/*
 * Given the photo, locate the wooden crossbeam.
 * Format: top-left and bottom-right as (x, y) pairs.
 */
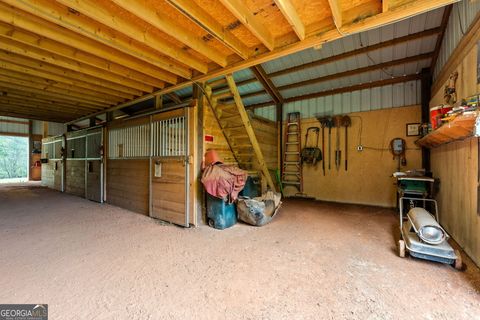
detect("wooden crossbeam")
(0, 97), (87, 115)
(111, 0), (227, 67)
(0, 37), (153, 93)
(277, 53), (433, 92)
(0, 95), (95, 113)
(250, 65), (284, 104)
(0, 0), (191, 79)
(0, 68), (126, 103)
(327, 0), (343, 29)
(165, 0), (251, 59)
(0, 24), (168, 89)
(0, 51), (143, 97)
(274, 0), (305, 40)
(0, 84), (106, 109)
(54, 0), (208, 73)
(383, 0), (389, 13)
(0, 59), (134, 100)
(218, 0), (275, 50)
(0, 91), (99, 112)
(0, 110), (69, 122)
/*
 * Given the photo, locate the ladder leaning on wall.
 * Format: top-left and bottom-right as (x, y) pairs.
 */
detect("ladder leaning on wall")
(204, 74), (275, 191)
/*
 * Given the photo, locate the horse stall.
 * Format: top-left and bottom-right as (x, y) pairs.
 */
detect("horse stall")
(106, 106), (197, 226)
(64, 127), (104, 202)
(41, 135), (64, 192)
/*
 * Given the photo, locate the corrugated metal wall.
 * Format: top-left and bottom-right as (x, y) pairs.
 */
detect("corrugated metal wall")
(0, 116), (29, 134)
(254, 79), (421, 121)
(433, 0), (480, 80)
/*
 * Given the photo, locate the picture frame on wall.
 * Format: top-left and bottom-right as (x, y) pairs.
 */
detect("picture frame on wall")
(406, 123), (421, 137)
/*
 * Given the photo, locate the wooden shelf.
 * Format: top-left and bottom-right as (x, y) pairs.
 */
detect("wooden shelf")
(416, 112), (479, 148)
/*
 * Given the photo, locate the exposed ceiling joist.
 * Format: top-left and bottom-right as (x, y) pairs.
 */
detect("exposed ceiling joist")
(0, 0), (191, 79)
(274, 0), (305, 40)
(218, 0), (275, 51)
(383, 0), (389, 13)
(250, 65), (284, 104)
(327, 0), (343, 29)
(165, 0), (251, 59)
(54, 0), (208, 73)
(110, 0), (228, 67)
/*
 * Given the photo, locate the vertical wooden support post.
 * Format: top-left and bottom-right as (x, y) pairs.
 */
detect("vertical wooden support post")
(42, 121), (48, 138)
(421, 68), (431, 172)
(106, 112), (114, 123)
(193, 83), (205, 224)
(28, 120), (32, 181)
(155, 95), (163, 109)
(89, 117), (96, 127)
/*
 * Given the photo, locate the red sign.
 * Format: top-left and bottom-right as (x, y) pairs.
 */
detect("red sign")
(204, 135), (214, 142)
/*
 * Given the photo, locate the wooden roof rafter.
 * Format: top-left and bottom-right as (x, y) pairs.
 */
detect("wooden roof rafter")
(250, 65), (284, 104)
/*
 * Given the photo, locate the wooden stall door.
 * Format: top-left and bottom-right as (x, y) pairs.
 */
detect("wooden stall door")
(86, 130), (103, 202)
(86, 160), (102, 202)
(151, 157), (187, 226)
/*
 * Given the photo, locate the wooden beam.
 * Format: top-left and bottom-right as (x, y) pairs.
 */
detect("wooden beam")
(155, 95), (162, 110)
(383, 0), (389, 13)
(0, 0), (191, 79)
(68, 0), (457, 123)
(111, 0), (227, 67)
(273, 0), (305, 40)
(0, 96), (94, 113)
(0, 68), (126, 103)
(0, 37), (153, 93)
(165, 0), (251, 59)
(269, 27), (441, 78)
(278, 53), (433, 92)
(0, 118), (29, 125)
(0, 51), (143, 97)
(54, 0), (208, 73)
(0, 83), (106, 109)
(430, 5), (453, 71)
(327, 0), (343, 29)
(0, 75), (118, 106)
(250, 65), (284, 104)
(218, 0), (275, 50)
(0, 110), (67, 123)
(341, 0), (458, 35)
(0, 98), (87, 115)
(0, 105), (72, 121)
(0, 19), (168, 88)
(284, 74), (421, 103)
(0, 59), (134, 100)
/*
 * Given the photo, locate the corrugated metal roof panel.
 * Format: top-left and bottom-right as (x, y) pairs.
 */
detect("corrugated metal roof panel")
(253, 105), (276, 121)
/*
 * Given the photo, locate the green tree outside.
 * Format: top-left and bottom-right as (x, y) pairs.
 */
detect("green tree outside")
(0, 136), (28, 179)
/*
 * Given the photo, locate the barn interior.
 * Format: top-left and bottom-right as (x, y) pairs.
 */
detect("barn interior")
(0, 0), (479, 318)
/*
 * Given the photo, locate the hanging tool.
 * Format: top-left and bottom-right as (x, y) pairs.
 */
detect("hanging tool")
(333, 116), (342, 171)
(301, 127), (322, 165)
(318, 118), (328, 176)
(327, 117), (333, 170)
(341, 115), (351, 171)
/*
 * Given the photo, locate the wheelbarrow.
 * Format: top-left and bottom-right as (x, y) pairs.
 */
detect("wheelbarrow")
(301, 127), (322, 165)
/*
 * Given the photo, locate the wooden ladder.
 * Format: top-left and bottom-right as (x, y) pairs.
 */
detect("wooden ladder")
(205, 74), (275, 191)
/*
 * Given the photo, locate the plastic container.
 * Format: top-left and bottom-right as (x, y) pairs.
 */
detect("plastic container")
(239, 176), (261, 198)
(206, 193), (237, 230)
(399, 180), (428, 193)
(430, 105), (452, 130)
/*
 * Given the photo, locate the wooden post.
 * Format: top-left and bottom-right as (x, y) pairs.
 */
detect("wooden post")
(42, 121), (48, 138)
(28, 120), (32, 181)
(155, 95), (163, 109)
(421, 68), (431, 172)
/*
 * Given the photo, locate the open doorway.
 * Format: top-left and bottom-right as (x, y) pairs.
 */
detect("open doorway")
(0, 135), (29, 183)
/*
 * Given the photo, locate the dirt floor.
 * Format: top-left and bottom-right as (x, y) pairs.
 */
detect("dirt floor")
(0, 184), (479, 320)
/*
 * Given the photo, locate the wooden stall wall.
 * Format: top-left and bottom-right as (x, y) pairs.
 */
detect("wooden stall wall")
(41, 136), (64, 192)
(107, 159), (150, 215)
(65, 160), (85, 197)
(430, 21), (480, 266)
(283, 105), (423, 207)
(203, 104), (237, 164)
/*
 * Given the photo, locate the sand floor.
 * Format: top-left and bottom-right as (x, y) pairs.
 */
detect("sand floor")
(0, 184), (479, 319)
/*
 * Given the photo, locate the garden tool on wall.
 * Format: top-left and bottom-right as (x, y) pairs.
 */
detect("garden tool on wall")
(333, 116), (342, 171)
(341, 115), (351, 171)
(327, 117), (333, 170)
(318, 118), (329, 176)
(301, 127), (322, 165)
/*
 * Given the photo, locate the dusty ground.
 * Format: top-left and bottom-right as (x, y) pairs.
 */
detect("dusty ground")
(0, 184), (479, 320)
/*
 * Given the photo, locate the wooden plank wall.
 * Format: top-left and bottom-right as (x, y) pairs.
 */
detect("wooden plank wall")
(65, 160), (85, 197)
(86, 160), (102, 202)
(430, 36), (480, 267)
(203, 104), (237, 164)
(107, 159), (150, 215)
(41, 162), (55, 189)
